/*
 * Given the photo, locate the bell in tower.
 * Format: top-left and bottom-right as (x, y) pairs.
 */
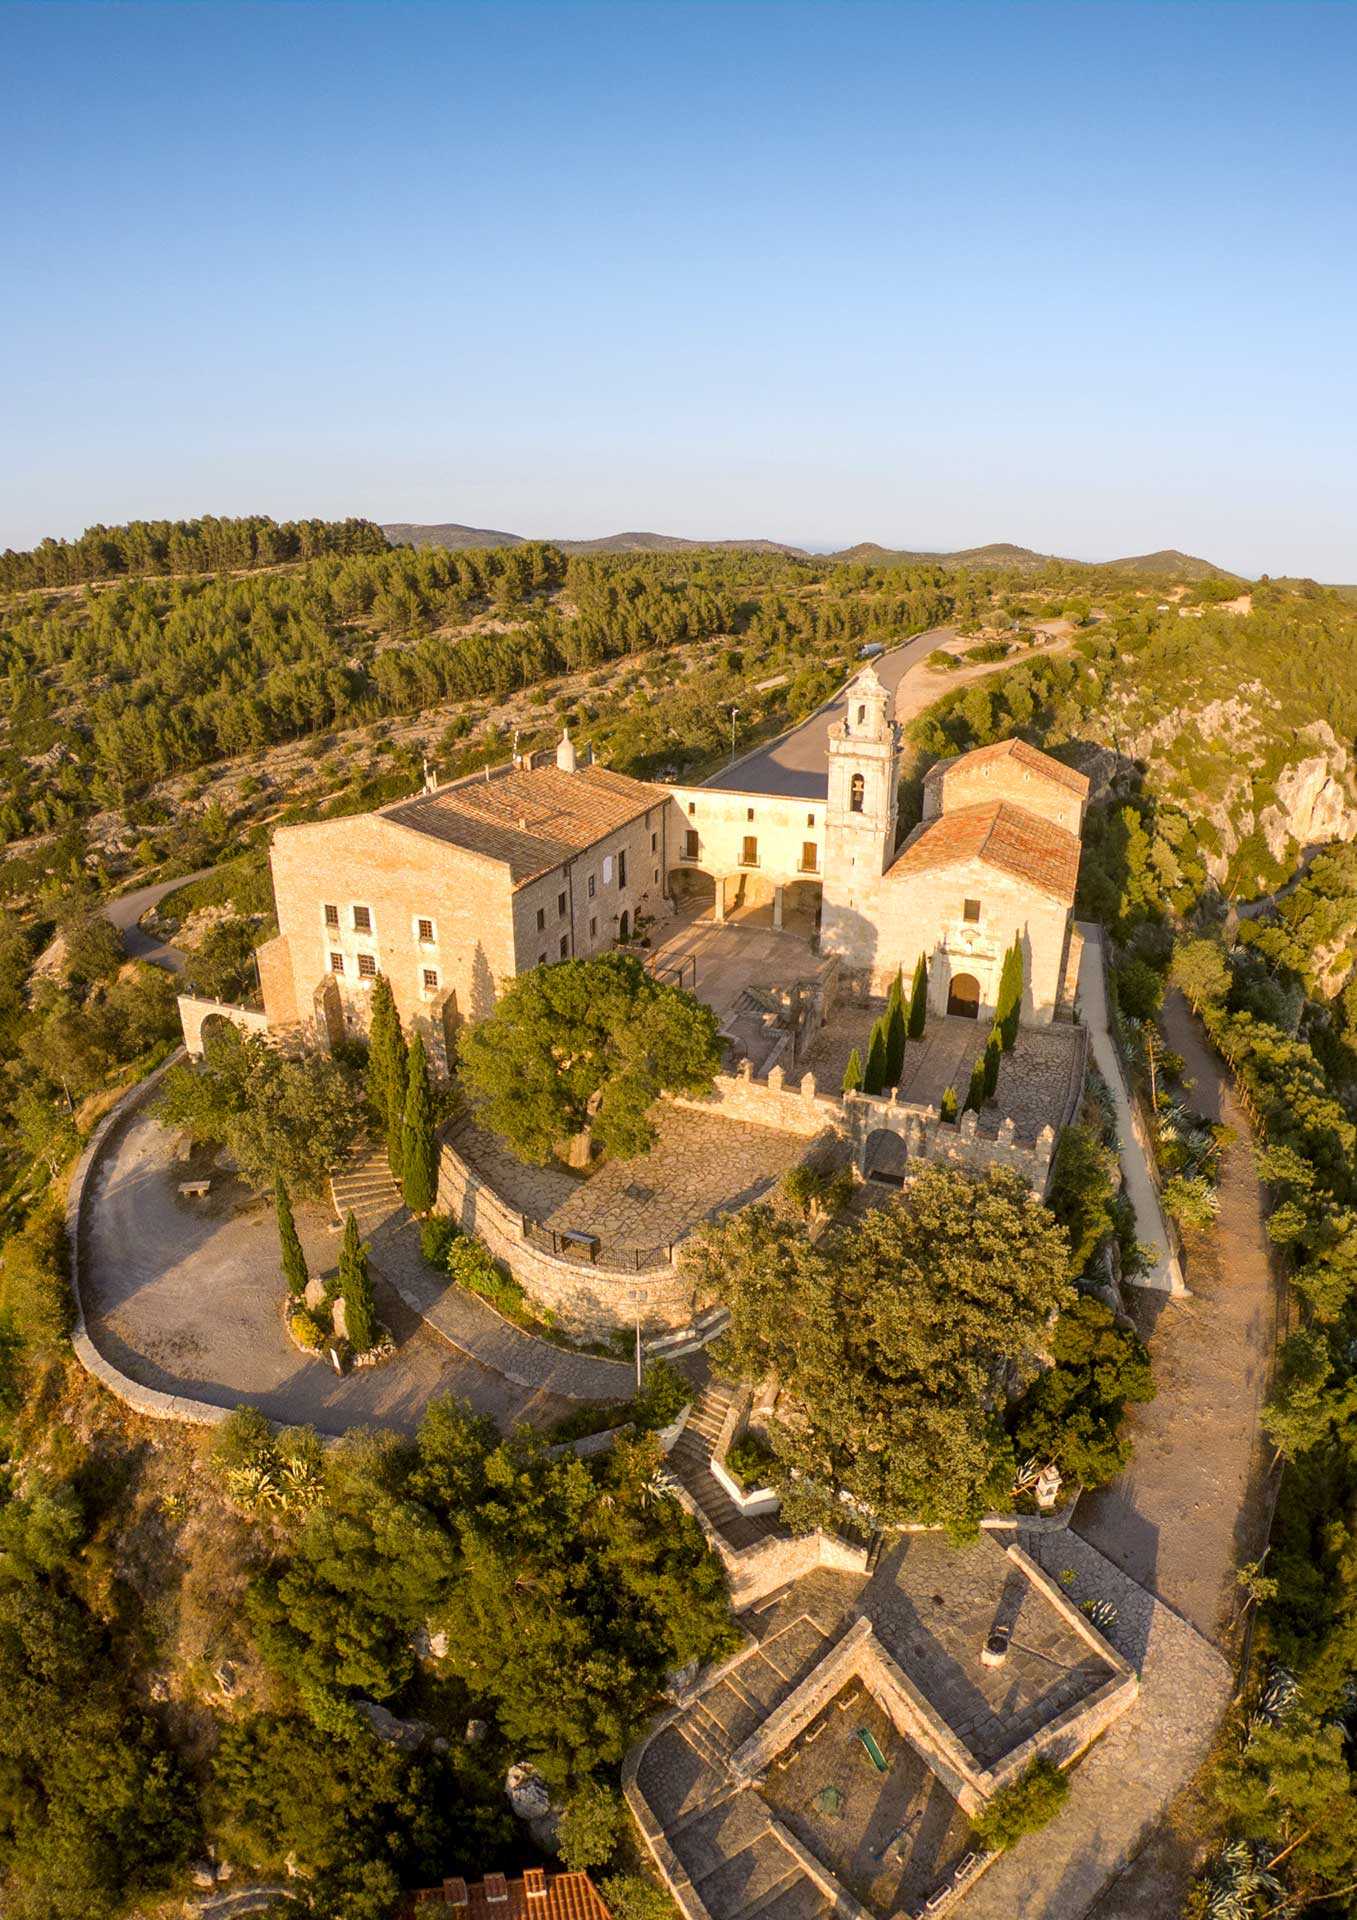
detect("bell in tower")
(819, 663), (901, 968)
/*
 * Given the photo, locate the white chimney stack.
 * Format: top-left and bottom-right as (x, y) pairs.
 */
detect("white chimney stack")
(556, 727), (578, 773)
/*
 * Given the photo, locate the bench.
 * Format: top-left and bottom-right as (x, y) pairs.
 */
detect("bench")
(559, 1229), (599, 1263)
(178, 1180), (211, 1199)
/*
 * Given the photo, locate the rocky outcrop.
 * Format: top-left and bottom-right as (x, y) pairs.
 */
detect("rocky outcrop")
(1259, 738), (1357, 862)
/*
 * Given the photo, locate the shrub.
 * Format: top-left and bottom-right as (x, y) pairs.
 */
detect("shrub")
(634, 1359), (690, 1432)
(969, 1756), (1069, 1850)
(558, 1780), (626, 1870)
(0, 1206), (71, 1350)
(447, 1237), (526, 1318)
(420, 1214), (459, 1268)
(289, 1309), (326, 1352)
(725, 1431), (776, 1491)
(940, 1085), (959, 1124)
(599, 1873), (677, 1920)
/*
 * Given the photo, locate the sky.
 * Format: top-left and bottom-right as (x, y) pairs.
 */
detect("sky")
(3, 0), (1355, 577)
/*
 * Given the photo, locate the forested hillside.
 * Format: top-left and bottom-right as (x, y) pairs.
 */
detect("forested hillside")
(0, 513), (388, 592)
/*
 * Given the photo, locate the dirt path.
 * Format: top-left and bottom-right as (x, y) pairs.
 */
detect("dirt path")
(1076, 988), (1282, 1917)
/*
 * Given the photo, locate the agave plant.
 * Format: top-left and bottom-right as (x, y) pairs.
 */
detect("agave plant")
(1200, 1839), (1283, 1919)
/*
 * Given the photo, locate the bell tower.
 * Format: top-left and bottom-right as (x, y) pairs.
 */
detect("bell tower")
(825, 664), (899, 875)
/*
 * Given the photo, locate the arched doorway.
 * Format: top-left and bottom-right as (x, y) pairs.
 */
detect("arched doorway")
(863, 1128), (909, 1187)
(669, 867), (717, 918)
(619, 909), (630, 942)
(947, 972), (981, 1019)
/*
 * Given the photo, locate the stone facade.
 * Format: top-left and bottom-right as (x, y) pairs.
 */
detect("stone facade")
(666, 786), (825, 925)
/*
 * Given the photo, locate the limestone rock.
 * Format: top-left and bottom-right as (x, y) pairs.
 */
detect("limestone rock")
(302, 1275), (327, 1313)
(330, 1295), (348, 1342)
(506, 1761), (552, 1822)
(1260, 754), (1357, 862)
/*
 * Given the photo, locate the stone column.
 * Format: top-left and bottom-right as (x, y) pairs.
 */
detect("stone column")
(772, 885), (784, 930)
(713, 877), (726, 923)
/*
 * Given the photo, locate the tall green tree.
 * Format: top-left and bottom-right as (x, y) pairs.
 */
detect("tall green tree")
(863, 1017), (888, 1096)
(366, 974), (407, 1181)
(276, 1176), (309, 1298)
(964, 1054), (987, 1113)
(458, 953), (721, 1165)
(338, 1212), (377, 1353)
(995, 937), (1024, 1051)
(401, 1032), (438, 1215)
(884, 970), (907, 1084)
(982, 1025), (1003, 1099)
(842, 1047), (863, 1095)
(908, 955), (928, 1039)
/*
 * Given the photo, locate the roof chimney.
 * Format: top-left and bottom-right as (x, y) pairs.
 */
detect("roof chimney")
(556, 727), (578, 774)
(485, 1876), (509, 1906)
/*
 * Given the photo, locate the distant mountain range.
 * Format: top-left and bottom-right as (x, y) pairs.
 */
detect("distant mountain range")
(382, 522), (1234, 579)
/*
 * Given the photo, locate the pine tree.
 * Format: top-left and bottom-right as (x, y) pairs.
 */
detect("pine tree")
(885, 994), (907, 1086)
(842, 1047), (863, 1095)
(996, 937), (1025, 1051)
(401, 1030), (438, 1214)
(366, 973), (407, 1180)
(275, 1176), (309, 1297)
(982, 1025), (1003, 1099)
(964, 1056), (987, 1113)
(338, 1209), (376, 1352)
(864, 1018), (888, 1096)
(908, 955), (928, 1040)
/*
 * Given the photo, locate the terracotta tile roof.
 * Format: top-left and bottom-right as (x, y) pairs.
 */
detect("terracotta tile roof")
(383, 764), (659, 887)
(889, 800), (1081, 903)
(925, 738), (1090, 797)
(404, 1869), (613, 1920)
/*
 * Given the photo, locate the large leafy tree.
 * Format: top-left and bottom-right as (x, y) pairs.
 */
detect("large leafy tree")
(688, 1165), (1073, 1532)
(1010, 1295), (1154, 1486)
(457, 953), (721, 1164)
(158, 1025), (359, 1198)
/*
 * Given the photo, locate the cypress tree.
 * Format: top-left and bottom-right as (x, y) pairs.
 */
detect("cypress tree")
(996, 938), (1024, 1052)
(940, 1084), (959, 1124)
(863, 1018), (888, 1096)
(908, 955), (928, 1039)
(275, 1176), (309, 1297)
(366, 973), (407, 1180)
(982, 1025), (1003, 1099)
(842, 1047), (863, 1095)
(964, 1056), (987, 1113)
(339, 1209), (376, 1352)
(401, 1031), (438, 1214)
(885, 994), (907, 1087)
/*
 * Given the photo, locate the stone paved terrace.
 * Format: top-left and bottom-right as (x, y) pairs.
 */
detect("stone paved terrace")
(454, 1104), (812, 1256)
(802, 1006), (1084, 1147)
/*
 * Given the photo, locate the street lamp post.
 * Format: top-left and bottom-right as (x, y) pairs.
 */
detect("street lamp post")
(729, 708), (740, 765)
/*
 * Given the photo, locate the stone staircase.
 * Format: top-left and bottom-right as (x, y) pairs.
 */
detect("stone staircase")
(330, 1146), (402, 1234)
(666, 1381), (782, 1554)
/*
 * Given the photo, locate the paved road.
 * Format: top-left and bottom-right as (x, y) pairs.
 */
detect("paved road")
(104, 867), (219, 971)
(703, 627), (956, 797)
(1075, 923), (1183, 1295)
(82, 1105), (574, 1438)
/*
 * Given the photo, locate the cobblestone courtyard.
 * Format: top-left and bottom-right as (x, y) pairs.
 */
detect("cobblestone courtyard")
(455, 1104), (813, 1256)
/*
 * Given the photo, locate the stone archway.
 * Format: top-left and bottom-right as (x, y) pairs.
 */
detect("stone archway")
(619, 909), (630, 942)
(863, 1128), (909, 1186)
(947, 972), (982, 1019)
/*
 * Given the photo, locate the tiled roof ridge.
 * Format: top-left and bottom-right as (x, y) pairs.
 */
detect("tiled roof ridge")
(926, 737), (1090, 796)
(890, 798), (1081, 902)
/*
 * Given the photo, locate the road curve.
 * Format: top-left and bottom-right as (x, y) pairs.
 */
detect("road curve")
(104, 867), (219, 972)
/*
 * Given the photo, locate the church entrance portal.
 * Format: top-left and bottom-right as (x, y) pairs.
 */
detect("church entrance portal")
(947, 972), (982, 1019)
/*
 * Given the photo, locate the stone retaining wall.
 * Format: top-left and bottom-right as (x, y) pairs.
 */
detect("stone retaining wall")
(435, 1138), (695, 1338)
(65, 1050), (232, 1429)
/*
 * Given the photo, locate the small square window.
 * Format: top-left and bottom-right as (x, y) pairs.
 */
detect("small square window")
(417, 917), (434, 943)
(687, 801), (696, 817)
(806, 812), (815, 828)
(422, 968), (438, 991)
(559, 934), (569, 958)
(324, 903), (339, 928)
(557, 891), (567, 918)
(963, 898), (982, 924)
(536, 907), (546, 932)
(746, 806), (755, 822)
(330, 952), (344, 974)
(588, 874), (596, 900)
(353, 905), (372, 932)
(357, 953), (377, 978)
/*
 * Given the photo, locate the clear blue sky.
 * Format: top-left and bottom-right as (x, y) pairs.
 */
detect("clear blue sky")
(4, 1), (1355, 576)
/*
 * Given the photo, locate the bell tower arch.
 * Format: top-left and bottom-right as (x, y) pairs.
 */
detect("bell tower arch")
(824, 664), (899, 881)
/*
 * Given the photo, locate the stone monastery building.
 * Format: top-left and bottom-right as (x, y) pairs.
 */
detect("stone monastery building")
(255, 662), (1087, 1069)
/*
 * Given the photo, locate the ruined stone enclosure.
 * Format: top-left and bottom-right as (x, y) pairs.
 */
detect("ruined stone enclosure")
(626, 1534), (1136, 1920)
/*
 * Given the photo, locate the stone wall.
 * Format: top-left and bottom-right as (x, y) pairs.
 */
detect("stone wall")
(924, 752), (1087, 837)
(670, 1059), (842, 1138)
(434, 1137), (694, 1338)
